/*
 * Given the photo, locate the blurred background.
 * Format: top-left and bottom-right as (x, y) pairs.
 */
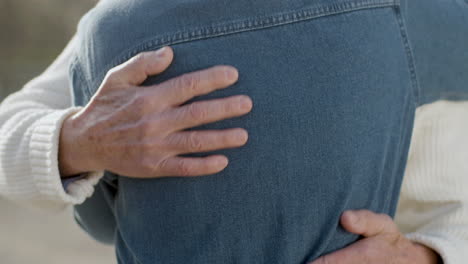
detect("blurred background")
(0, 0), (114, 263)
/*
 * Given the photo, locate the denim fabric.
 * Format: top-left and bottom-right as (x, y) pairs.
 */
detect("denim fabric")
(400, 0), (468, 105)
(70, 0), (465, 263)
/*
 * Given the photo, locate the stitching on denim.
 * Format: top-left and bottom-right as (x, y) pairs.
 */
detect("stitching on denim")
(393, 5), (420, 107)
(392, 2), (468, 107)
(114, 217), (145, 264)
(70, 57), (92, 101)
(82, 0), (398, 92)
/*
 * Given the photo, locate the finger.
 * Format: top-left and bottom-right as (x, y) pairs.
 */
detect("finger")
(106, 46), (174, 86)
(340, 210), (398, 237)
(164, 95), (253, 132)
(155, 65), (239, 106)
(157, 155), (229, 177)
(308, 240), (369, 264)
(167, 128), (248, 154)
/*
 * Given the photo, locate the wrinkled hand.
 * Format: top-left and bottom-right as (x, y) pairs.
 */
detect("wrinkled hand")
(59, 46), (253, 178)
(310, 210), (440, 264)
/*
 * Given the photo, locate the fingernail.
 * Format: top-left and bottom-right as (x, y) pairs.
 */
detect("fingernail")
(225, 67), (238, 82)
(155, 46), (168, 56)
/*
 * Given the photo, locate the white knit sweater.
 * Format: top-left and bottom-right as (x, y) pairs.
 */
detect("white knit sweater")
(0, 36), (467, 263)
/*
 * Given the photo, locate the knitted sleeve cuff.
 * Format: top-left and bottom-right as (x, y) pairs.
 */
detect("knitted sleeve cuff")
(29, 107), (104, 209)
(406, 232), (466, 264)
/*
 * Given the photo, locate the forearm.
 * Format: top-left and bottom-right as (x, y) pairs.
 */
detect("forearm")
(0, 106), (97, 205)
(0, 36), (103, 210)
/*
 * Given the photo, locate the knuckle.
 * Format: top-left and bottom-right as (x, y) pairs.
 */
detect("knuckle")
(131, 95), (150, 114)
(152, 158), (169, 176)
(128, 53), (153, 82)
(131, 52), (147, 66)
(187, 131), (204, 152)
(180, 73), (200, 93)
(177, 159), (193, 177)
(166, 135), (180, 149)
(105, 68), (120, 82)
(187, 103), (207, 121)
(157, 158), (169, 170)
(132, 94), (147, 106)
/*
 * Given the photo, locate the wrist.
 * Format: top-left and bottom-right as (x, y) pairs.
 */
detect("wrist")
(58, 110), (98, 178)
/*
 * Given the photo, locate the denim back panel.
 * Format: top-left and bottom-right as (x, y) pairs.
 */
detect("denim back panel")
(70, 0), (418, 263)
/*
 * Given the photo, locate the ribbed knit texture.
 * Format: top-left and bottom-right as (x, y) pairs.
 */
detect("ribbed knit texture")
(396, 100), (468, 264)
(0, 36), (104, 211)
(0, 35), (466, 261)
(30, 108), (102, 208)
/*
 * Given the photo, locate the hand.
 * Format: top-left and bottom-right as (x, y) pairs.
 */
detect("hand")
(59, 46), (253, 178)
(309, 210), (441, 264)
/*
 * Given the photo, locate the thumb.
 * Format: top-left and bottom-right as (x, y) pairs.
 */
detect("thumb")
(105, 46), (174, 86)
(341, 210), (399, 237)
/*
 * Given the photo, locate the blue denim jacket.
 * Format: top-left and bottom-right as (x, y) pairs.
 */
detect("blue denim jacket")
(71, 0), (468, 263)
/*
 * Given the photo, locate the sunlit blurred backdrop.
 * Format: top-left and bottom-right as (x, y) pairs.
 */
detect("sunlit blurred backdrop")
(0, 1), (115, 263)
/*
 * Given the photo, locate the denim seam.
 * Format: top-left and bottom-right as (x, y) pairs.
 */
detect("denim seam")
(82, 0), (398, 94)
(393, 5), (421, 107)
(386, 91), (413, 216)
(70, 57), (92, 100)
(115, 222), (144, 264)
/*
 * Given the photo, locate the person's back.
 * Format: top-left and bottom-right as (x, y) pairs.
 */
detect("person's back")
(71, 0), (416, 262)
